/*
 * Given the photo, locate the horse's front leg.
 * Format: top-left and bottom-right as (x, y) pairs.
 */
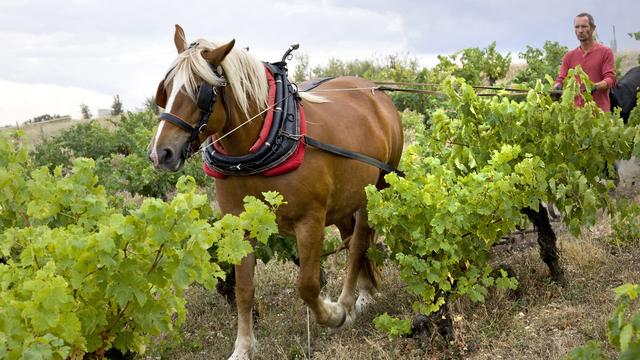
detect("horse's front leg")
(295, 215), (347, 328)
(228, 252), (256, 360)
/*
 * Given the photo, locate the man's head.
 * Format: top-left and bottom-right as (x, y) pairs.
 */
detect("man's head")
(574, 12), (595, 43)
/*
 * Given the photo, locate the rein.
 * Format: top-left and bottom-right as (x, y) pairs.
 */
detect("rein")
(304, 82), (532, 98)
(373, 81), (531, 93)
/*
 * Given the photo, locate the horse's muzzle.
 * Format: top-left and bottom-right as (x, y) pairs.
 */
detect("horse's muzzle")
(148, 145), (183, 171)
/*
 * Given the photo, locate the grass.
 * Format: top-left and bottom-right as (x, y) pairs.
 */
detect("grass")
(140, 178), (640, 359)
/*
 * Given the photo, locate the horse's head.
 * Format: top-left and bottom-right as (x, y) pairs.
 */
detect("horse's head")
(148, 25), (236, 171)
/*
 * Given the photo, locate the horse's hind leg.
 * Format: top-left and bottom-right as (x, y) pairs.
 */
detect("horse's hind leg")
(229, 253), (257, 360)
(337, 208), (379, 324)
(295, 214), (348, 328)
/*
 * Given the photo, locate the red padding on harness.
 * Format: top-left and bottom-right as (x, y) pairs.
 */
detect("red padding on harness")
(203, 66), (306, 179)
(203, 103), (307, 179)
(262, 103), (306, 176)
(203, 162), (226, 179)
(249, 68), (277, 152)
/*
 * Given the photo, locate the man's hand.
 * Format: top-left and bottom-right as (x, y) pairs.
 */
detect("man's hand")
(593, 80), (608, 92)
(550, 83), (562, 100)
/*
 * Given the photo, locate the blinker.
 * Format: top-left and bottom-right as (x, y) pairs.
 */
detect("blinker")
(197, 83), (217, 112)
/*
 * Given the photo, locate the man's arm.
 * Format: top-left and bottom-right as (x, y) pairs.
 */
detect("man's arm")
(594, 48), (616, 91)
(554, 54), (570, 90)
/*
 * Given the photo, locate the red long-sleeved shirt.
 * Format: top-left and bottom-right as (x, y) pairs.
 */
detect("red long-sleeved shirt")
(554, 43), (616, 112)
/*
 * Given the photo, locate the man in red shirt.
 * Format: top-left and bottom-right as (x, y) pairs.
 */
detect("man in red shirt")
(554, 12), (616, 112)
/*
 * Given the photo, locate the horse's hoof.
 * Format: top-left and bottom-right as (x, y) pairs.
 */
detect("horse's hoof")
(228, 340), (256, 360)
(334, 305), (348, 328)
(228, 348), (253, 360)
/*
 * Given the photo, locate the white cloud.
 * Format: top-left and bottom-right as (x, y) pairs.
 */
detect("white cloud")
(0, 0), (638, 127)
(0, 80), (113, 126)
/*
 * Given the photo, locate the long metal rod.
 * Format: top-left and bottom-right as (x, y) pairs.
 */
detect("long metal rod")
(374, 80), (530, 93)
(377, 85), (528, 97)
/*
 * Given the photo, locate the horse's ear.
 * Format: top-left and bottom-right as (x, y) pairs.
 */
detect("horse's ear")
(174, 24), (188, 54)
(155, 80), (167, 108)
(201, 39), (236, 65)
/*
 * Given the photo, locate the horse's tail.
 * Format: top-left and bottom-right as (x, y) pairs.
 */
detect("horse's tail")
(299, 91), (329, 103)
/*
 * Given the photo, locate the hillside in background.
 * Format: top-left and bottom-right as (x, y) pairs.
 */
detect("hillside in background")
(618, 49), (640, 74)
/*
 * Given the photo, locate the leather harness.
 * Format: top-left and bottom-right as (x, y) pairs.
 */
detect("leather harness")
(156, 50), (403, 178)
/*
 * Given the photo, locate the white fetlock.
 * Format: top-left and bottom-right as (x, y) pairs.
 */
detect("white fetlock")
(355, 292), (374, 316)
(228, 339), (256, 360)
(228, 349), (251, 360)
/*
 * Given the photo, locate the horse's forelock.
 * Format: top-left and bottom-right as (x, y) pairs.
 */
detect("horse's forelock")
(164, 39), (268, 119)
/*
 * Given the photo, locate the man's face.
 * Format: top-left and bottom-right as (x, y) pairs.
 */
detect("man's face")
(574, 16), (594, 42)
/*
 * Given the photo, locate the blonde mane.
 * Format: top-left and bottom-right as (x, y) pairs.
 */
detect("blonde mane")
(164, 39), (326, 120)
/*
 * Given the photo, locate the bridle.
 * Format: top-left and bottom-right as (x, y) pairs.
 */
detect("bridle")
(156, 55), (230, 158)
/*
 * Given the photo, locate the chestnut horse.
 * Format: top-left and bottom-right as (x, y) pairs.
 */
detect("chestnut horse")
(147, 25), (403, 359)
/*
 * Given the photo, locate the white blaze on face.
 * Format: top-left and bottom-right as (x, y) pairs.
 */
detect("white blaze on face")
(149, 73), (186, 165)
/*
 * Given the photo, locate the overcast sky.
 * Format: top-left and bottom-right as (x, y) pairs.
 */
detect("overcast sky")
(1, 0), (638, 126)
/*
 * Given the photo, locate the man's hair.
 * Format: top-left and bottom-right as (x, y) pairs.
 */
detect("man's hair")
(576, 12), (595, 28)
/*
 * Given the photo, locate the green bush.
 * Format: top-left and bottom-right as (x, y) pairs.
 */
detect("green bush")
(0, 134), (281, 357)
(30, 111), (212, 199)
(566, 284), (640, 360)
(366, 70), (640, 335)
(32, 121), (118, 169)
(609, 199), (640, 246)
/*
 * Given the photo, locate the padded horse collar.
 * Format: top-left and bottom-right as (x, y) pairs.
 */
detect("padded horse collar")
(202, 61), (302, 176)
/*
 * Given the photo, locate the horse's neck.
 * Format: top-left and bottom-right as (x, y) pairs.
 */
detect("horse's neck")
(216, 89), (265, 156)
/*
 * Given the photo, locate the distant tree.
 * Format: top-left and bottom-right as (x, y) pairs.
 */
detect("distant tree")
(512, 41), (568, 86)
(144, 96), (160, 115)
(312, 57), (385, 79)
(437, 42), (511, 85)
(80, 103), (92, 120)
(25, 114), (64, 124)
(111, 95), (123, 116)
(312, 58), (347, 78)
(310, 54), (442, 114)
(293, 53), (309, 83)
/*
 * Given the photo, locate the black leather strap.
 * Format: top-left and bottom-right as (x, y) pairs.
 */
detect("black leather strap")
(203, 62), (301, 175)
(304, 136), (403, 176)
(159, 113), (195, 133)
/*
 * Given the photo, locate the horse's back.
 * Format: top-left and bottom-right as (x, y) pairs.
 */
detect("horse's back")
(301, 76), (403, 165)
(611, 66), (640, 121)
(215, 76), (402, 231)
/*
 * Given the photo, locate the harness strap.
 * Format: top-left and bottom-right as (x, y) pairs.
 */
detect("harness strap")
(303, 136), (403, 176)
(159, 113), (195, 133)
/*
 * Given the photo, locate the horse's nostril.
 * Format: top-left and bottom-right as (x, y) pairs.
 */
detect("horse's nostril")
(159, 147), (174, 163)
